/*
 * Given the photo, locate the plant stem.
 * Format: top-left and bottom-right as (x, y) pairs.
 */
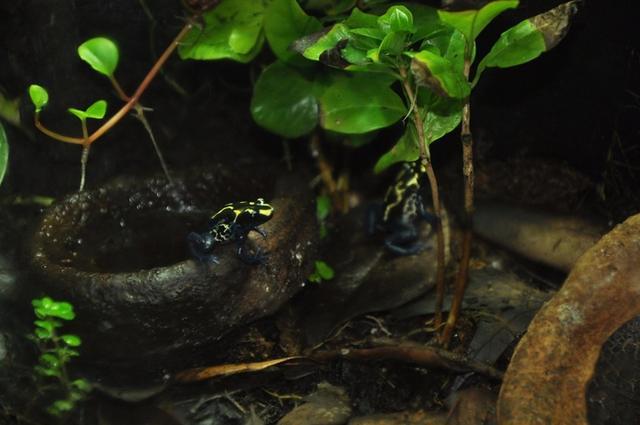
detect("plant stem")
(79, 120), (90, 192)
(399, 67), (446, 329)
(133, 103), (173, 182)
(441, 58), (474, 347)
(50, 331), (70, 390)
(34, 115), (83, 145)
(110, 71), (173, 183)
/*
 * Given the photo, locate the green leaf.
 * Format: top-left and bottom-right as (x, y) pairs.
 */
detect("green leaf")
(377, 31), (407, 58)
(374, 124), (419, 173)
(59, 347), (80, 359)
(264, 0), (322, 65)
(438, 0), (519, 43)
(420, 26), (467, 73)
(318, 72), (406, 133)
(77, 37), (119, 77)
(61, 334), (82, 347)
(375, 91), (462, 172)
(377, 5), (414, 34)
(473, 20), (544, 84)
(419, 88), (463, 144)
(408, 50), (470, 98)
(85, 100), (107, 119)
(28, 85), (49, 113)
(67, 100), (107, 122)
(34, 319), (52, 330)
(314, 260), (335, 280)
(34, 327), (52, 339)
(316, 195), (331, 220)
(33, 297), (76, 320)
(474, 1), (578, 85)
(39, 353), (60, 369)
(301, 24), (351, 62)
(178, 0), (267, 63)
(71, 379), (92, 392)
(51, 399), (74, 413)
(251, 61), (318, 138)
(35, 365), (60, 378)
(67, 108), (87, 121)
(0, 122), (8, 187)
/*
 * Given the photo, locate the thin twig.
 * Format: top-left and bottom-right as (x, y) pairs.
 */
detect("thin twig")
(399, 66), (446, 329)
(442, 57), (474, 347)
(310, 338), (503, 381)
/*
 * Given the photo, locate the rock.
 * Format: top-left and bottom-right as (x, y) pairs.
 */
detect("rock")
(293, 206), (442, 346)
(278, 382), (352, 425)
(29, 163), (317, 377)
(498, 213), (640, 424)
(445, 388), (497, 425)
(473, 202), (605, 272)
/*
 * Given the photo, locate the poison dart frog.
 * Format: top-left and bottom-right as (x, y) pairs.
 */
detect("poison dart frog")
(367, 161), (437, 255)
(188, 198), (274, 265)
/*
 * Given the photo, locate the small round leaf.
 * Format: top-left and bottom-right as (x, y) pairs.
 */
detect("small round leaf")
(85, 100), (107, 119)
(61, 334), (82, 347)
(314, 260), (335, 280)
(78, 37), (119, 77)
(67, 108), (87, 121)
(28, 85), (49, 113)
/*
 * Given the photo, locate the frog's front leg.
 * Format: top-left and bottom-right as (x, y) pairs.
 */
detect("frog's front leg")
(187, 231), (220, 264)
(384, 222), (424, 255)
(233, 225), (268, 265)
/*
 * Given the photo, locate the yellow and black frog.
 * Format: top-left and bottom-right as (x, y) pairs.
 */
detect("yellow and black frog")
(188, 198), (274, 265)
(367, 161), (436, 255)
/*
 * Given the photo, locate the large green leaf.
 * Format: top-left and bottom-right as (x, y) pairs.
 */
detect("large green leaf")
(264, 0), (322, 65)
(318, 72), (406, 133)
(251, 61), (318, 138)
(0, 121), (8, 186)
(408, 50), (470, 98)
(473, 20), (544, 85)
(178, 0), (268, 63)
(438, 0), (519, 43)
(77, 37), (119, 77)
(473, 1), (578, 86)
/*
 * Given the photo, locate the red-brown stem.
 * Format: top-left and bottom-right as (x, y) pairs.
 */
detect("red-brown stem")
(441, 58), (474, 347)
(399, 67), (446, 329)
(34, 115), (83, 145)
